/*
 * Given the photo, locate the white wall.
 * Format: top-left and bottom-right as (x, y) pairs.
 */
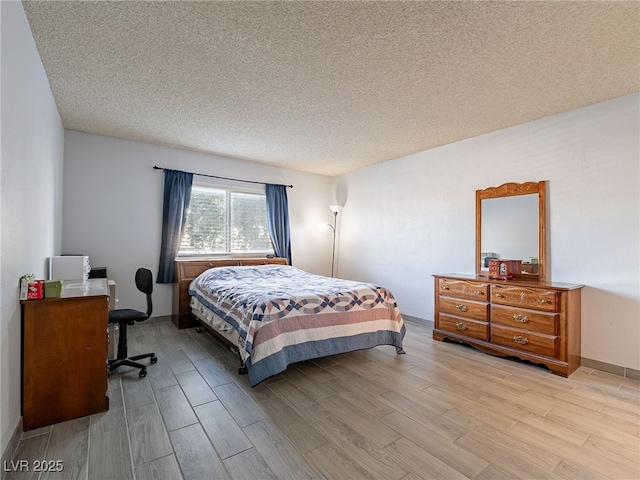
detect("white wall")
(334, 94), (640, 371)
(62, 132), (334, 315)
(1, 1), (65, 455)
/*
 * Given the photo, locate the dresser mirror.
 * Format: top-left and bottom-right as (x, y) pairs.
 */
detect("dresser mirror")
(475, 181), (547, 281)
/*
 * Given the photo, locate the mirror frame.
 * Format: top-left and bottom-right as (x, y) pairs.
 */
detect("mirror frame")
(475, 180), (547, 281)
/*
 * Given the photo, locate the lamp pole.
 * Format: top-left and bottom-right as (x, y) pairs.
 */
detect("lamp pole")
(318, 205), (344, 278)
(328, 205), (343, 277)
(330, 210), (338, 277)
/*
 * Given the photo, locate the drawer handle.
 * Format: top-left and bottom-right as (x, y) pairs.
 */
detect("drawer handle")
(474, 290), (484, 296)
(494, 293), (504, 298)
(442, 286), (450, 290)
(541, 299), (550, 304)
(513, 314), (529, 323)
(456, 304), (468, 312)
(455, 322), (467, 331)
(513, 335), (528, 345)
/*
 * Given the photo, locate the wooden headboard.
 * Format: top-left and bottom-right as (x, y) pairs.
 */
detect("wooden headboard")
(172, 257), (288, 329)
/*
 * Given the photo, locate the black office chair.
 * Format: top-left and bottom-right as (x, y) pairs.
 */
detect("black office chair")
(108, 268), (157, 377)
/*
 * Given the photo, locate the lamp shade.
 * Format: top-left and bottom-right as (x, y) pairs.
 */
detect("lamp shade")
(329, 204), (343, 213)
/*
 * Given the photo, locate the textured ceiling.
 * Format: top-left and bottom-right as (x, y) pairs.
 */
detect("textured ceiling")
(22, 1), (639, 177)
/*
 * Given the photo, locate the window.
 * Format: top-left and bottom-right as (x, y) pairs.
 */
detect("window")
(179, 179), (274, 256)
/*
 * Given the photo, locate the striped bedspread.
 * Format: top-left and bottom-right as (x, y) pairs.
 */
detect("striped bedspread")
(188, 264), (405, 386)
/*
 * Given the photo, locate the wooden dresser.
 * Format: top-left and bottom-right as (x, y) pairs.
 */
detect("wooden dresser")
(433, 274), (583, 376)
(172, 257), (288, 329)
(21, 279), (110, 430)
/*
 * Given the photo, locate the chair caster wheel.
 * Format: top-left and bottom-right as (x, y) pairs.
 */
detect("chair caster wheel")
(151, 356), (158, 364)
(139, 368), (147, 377)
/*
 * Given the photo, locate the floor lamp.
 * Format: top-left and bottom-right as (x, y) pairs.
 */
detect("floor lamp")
(319, 204), (343, 277)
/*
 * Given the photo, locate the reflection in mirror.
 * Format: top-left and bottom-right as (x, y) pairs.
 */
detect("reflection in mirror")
(481, 194), (538, 270)
(476, 181), (546, 281)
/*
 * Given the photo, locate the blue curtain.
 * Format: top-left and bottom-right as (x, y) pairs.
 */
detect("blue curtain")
(265, 184), (292, 265)
(157, 169), (193, 283)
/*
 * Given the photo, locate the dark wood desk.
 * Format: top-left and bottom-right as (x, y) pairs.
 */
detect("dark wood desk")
(21, 279), (110, 430)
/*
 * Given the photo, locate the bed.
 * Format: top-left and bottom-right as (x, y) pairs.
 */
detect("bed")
(188, 263), (406, 386)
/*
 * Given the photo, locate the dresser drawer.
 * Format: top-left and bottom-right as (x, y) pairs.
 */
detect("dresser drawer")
(439, 314), (489, 341)
(490, 304), (558, 335)
(438, 279), (489, 301)
(439, 297), (489, 321)
(491, 285), (558, 312)
(491, 324), (557, 358)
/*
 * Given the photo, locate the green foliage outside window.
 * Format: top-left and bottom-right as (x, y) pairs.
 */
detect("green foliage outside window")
(180, 185), (273, 255)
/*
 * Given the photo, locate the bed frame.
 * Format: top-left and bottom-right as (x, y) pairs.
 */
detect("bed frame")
(172, 257), (288, 330)
(191, 303), (250, 374)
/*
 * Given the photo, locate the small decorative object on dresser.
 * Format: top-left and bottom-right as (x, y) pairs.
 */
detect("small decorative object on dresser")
(488, 259), (521, 280)
(434, 180), (584, 377)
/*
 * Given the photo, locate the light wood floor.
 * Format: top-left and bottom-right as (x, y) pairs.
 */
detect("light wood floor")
(6, 318), (639, 480)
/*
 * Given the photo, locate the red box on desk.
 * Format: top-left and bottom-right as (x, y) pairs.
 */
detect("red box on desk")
(488, 259), (522, 280)
(27, 280), (44, 299)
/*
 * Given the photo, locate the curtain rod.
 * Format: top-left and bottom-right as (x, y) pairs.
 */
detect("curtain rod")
(152, 166), (293, 188)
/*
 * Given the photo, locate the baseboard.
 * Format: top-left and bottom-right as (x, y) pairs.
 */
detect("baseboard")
(402, 314), (433, 328)
(146, 314), (173, 324)
(581, 357), (640, 380)
(1, 418), (23, 480)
